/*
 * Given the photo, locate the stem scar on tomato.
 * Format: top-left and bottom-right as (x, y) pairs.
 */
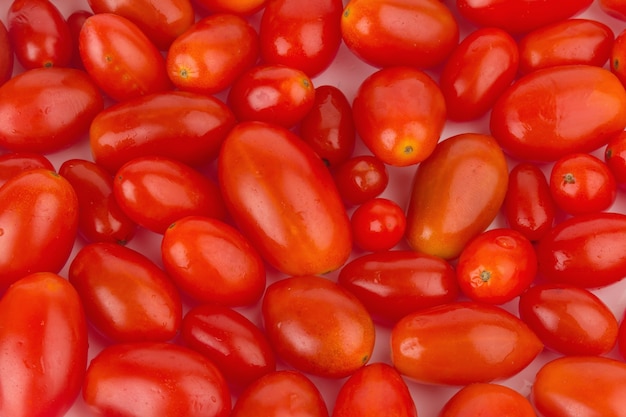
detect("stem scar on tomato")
(479, 270), (491, 283)
(562, 173), (576, 184)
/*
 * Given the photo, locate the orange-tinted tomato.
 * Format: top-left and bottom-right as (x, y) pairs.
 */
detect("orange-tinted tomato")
(605, 130), (626, 184)
(0, 21), (12, 85)
(439, 383), (537, 417)
(0, 152), (54, 187)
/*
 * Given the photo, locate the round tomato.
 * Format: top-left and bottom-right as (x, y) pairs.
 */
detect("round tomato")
(0, 21), (13, 85)
(193, 0), (267, 15)
(439, 383), (537, 417)
(332, 154), (389, 206)
(605, 130), (626, 184)
(351, 197), (406, 252)
(600, 0), (626, 21)
(0, 152), (54, 187)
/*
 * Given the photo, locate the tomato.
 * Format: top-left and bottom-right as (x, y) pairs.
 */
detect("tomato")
(341, 0), (459, 69)
(531, 356), (626, 417)
(332, 154), (389, 206)
(227, 64), (316, 127)
(166, 14), (259, 95)
(439, 383), (537, 417)
(600, 0), (626, 21)
(390, 302), (543, 385)
(262, 275), (375, 378)
(439, 27), (519, 122)
(0, 169), (78, 290)
(218, 121), (352, 276)
(113, 156), (227, 234)
(79, 13), (172, 102)
(66, 10), (93, 69)
(405, 133), (508, 260)
(352, 66), (446, 166)
(0, 67), (104, 153)
(298, 85), (356, 167)
(619, 309), (626, 360)
(518, 283), (618, 356)
(0, 272), (88, 417)
(83, 342), (231, 417)
(613, 28), (626, 88)
(351, 197), (407, 252)
(0, 152), (54, 187)
(193, 0), (267, 15)
(259, 0), (343, 77)
(181, 304), (276, 388)
(332, 362), (417, 417)
(7, 0), (73, 69)
(535, 212), (626, 288)
(161, 215), (266, 306)
(502, 162), (556, 242)
(605, 130), (626, 184)
(0, 21), (13, 85)
(490, 65), (626, 162)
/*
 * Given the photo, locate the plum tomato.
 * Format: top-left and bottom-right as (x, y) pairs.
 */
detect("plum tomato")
(66, 9), (93, 70)
(0, 152), (54, 187)
(612, 27), (626, 87)
(605, 130), (626, 184)
(332, 154), (389, 206)
(0, 21), (13, 85)
(439, 383), (537, 417)
(350, 197), (407, 252)
(193, 0), (267, 15)
(600, 0), (626, 20)
(619, 309), (626, 360)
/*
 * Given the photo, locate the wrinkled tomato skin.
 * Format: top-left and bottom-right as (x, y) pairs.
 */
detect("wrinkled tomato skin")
(332, 155), (389, 206)
(0, 152), (54, 187)
(605, 130), (626, 184)
(0, 272), (88, 417)
(181, 304), (276, 388)
(218, 121), (352, 276)
(439, 27), (519, 122)
(601, 0), (626, 21)
(0, 67), (104, 153)
(390, 302), (543, 385)
(439, 383), (537, 417)
(0, 21), (13, 85)
(490, 65), (626, 162)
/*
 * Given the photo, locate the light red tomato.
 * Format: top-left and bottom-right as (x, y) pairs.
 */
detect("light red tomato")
(439, 383), (537, 417)
(350, 197), (407, 252)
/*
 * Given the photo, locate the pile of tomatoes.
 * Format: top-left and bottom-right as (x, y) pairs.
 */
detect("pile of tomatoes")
(2, 0), (626, 416)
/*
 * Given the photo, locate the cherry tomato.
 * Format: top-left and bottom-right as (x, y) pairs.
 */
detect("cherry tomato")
(352, 66), (446, 166)
(612, 27), (626, 87)
(83, 342), (231, 417)
(332, 154), (389, 206)
(193, 0), (267, 15)
(439, 383), (537, 417)
(0, 152), (54, 187)
(262, 275), (375, 378)
(439, 27), (519, 122)
(405, 133), (508, 260)
(0, 21), (13, 85)
(351, 197), (407, 252)
(66, 10), (93, 69)
(0, 272), (88, 417)
(490, 65), (626, 162)
(604, 130), (626, 184)
(390, 302), (543, 385)
(600, 0), (626, 21)
(341, 0), (459, 69)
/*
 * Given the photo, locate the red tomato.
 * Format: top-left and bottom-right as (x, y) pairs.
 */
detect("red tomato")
(69, 242), (182, 343)
(439, 27), (519, 121)
(181, 304), (276, 388)
(0, 152), (54, 187)
(113, 156), (227, 234)
(518, 283), (619, 356)
(0, 21), (13, 85)
(332, 362), (417, 417)
(83, 342), (231, 417)
(0, 272), (88, 417)
(79, 13), (172, 102)
(66, 10), (93, 69)
(7, 0), (73, 69)
(405, 133), (509, 260)
(332, 154), (389, 206)
(390, 302), (543, 385)
(262, 275), (375, 378)
(605, 130), (626, 184)
(0, 169), (78, 290)
(341, 0), (459, 69)
(439, 383), (537, 417)
(614, 28), (626, 88)
(161, 215), (266, 306)
(166, 13), (259, 95)
(619, 309), (626, 360)
(218, 121), (352, 276)
(600, 0), (626, 20)
(352, 66), (446, 166)
(0, 67), (104, 153)
(193, 0), (267, 15)
(490, 65), (626, 162)
(351, 197), (407, 252)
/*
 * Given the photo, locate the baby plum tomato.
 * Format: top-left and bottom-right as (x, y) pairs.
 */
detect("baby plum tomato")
(67, 10), (93, 70)
(193, 0), (267, 15)
(332, 155), (389, 206)
(352, 66), (446, 167)
(439, 383), (537, 417)
(0, 152), (54, 187)
(456, 228), (537, 305)
(0, 21), (13, 85)
(600, 0), (626, 20)
(351, 197), (407, 252)
(605, 128), (626, 184)
(612, 28), (626, 87)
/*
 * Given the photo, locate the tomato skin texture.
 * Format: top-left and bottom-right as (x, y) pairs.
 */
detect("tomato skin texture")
(83, 342), (231, 417)
(405, 133), (508, 260)
(439, 382), (537, 417)
(341, 0), (459, 69)
(161, 216), (266, 306)
(0, 152), (54, 187)
(262, 275), (375, 378)
(390, 302), (543, 385)
(350, 197), (407, 252)
(0, 21), (14, 85)
(605, 130), (626, 184)
(332, 155), (389, 206)
(218, 121), (351, 276)
(352, 66), (446, 166)
(490, 65), (626, 162)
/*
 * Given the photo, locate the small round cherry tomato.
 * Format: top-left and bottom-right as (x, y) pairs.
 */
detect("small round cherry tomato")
(351, 197), (406, 252)
(193, 0), (267, 15)
(439, 383), (537, 417)
(0, 152), (54, 187)
(332, 154), (389, 206)
(605, 130), (626, 184)
(0, 21), (13, 85)
(600, 0), (626, 20)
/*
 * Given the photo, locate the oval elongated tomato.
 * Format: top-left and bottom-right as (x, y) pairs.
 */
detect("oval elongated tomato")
(439, 383), (537, 417)
(218, 121), (351, 276)
(0, 152), (54, 187)
(490, 65), (626, 162)
(390, 302), (543, 385)
(0, 272), (88, 417)
(0, 21), (12, 85)
(0, 67), (104, 153)
(405, 133), (508, 260)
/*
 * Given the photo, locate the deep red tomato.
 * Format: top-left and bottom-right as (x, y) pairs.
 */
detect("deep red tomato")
(161, 215), (266, 306)
(600, 0), (626, 21)
(605, 130), (626, 184)
(181, 304), (276, 388)
(351, 197), (407, 252)
(166, 13), (259, 95)
(439, 383), (537, 417)
(66, 9), (93, 70)
(0, 272), (88, 417)
(612, 27), (626, 87)
(332, 362), (417, 417)
(390, 302), (543, 385)
(0, 67), (104, 153)
(519, 283), (619, 356)
(490, 65), (626, 162)
(69, 242), (182, 343)
(0, 21), (13, 85)
(0, 169), (78, 290)
(83, 342), (231, 417)
(7, 0), (73, 69)
(619, 308), (626, 360)
(0, 152), (54, 187)
(332, 154), (389, 206)
(352, 66), (446, 166)
(341, 0), (459, 69)
(439, 27), (519, 122)
(262, 275), (375, 378)
(405, 133), (509, 260)
(113, 156), (227, 234)
(193, 0), (267, 15)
